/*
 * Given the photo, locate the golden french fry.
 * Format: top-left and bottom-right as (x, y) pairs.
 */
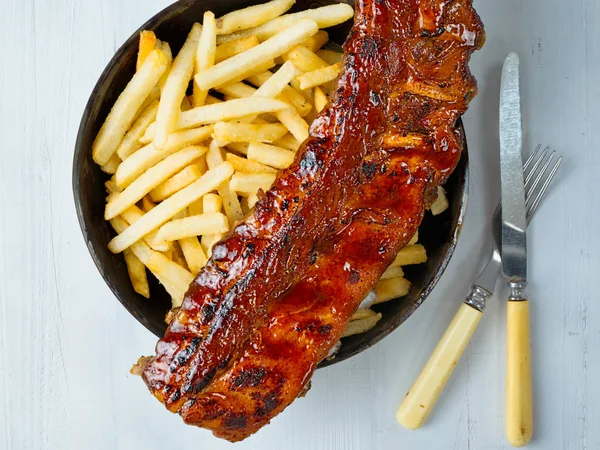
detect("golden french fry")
(430, 186), (449, 215)
(179, 236), (207, 275)
(106, 146), (205, 220)
(154, 23), (202, 150)
(203, 193), (222, 213)
(101, 154), (121, 174)
(217, 4), (354, 43)
(351, 308), (376, 321)
(157, 213), (230, 241)
(276, 108), (309, 142)
(117, 128), (211, 188)
(274, 133), (301, 151)
(230, 172), (276, 194)
(108, 162), (234, 253)
(247, 142), (295, 169)
(217, 180), (244, 226)
(205, 94), (222, 104)
(141, 196), (156, 213)
(206, 139), (225, 169)
(123, 248), (150, 298)
(196, 19), (319, 90)
(181, 96), (193, 112)
(380, 265), (405, 280)
(105, 179), (122, 195)
(215, 36), (260, 63)
(313, 86), (328, 113)
(116, 100), (159, 160)
(226, 142), (250, 155)
(213, 122), (287, 144)
(247, 193), (260, 208)
(193, 12), (217, 107)
(301, 30), (329, 52)
(216, 0), (295, 35)
(296, 61), (342, 90)
(342, 312), (382, 338)
(225, 152), (277, 174)
(390, 245), (427, 267)
(92, 49), (169, 165)
(215, 82), (256, 99)
(137, 31), (157, 71)
(149, 164), (203, 202)
(254, 61), (296, 97)
(284, 45), (328, 71)
(155, 40), (174, 91)
(145, 252), (194, 292)
(169, 241), (190, 270)
(201, 232), (225, 258)
(316, 49), (343, 65)
(120, 204), (170, 252)
(374, 277), (411, 304)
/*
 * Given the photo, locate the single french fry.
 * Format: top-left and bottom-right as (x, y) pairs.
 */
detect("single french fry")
(213, 122), (287, 144)
(154, 23), (202, 150)
(274, 133), (301, 151)
(226, 142), (250, 155)
(206, 139), (225, 169)
(351, 308), (376, 321)
(374, 276), (411, 304)
(216, 0), (295, 35)
(380, 265), (405, 280)
(390, 245), (427, 267)
(215, 36), (260, 63)
(247, 193), (260, 208)
(316, 49), (344, 65)
(276, 107), (309, 142)
(141, 196), (156, 213)
(342, 312), (382, 338)
(409, 230), (419, 245)
(149, 164), (203, 202)
(108, 162), (234, 253)
(284, 45), (328, 71)
(137, 31), (157, 71)
(123, 248), (150, 298)
(92, 49), (169, 165)
(116, 100), (159, 160)
(203, 193), (222, 213)
(105, 179), (122, 195)
(145, 252), (194, 291)
(230, 172), (276, 194)
(296, 62), (342, 90)
(430, 186), (449, 215)
(217, 180), (243, 226)
(155, 40), (173, 91)
(196, 19), (319, 90)
(217, 4), (354, 43)
(117, 127), (211, 188)
(179, 236), (207, 275)
(120, 204), (170, 252)
(170, 241), (190, 270)
(301, 30), (329, 52)
(253, 61), (296, 98)
(101, 154), (121, 174)
(313, 86), (328, 113)
(193, 12), (217, 107)
(215, 82), (257, 99)
(247, 142), (295, 169)
(225, 152), (277, 174)
(106, 146), (205, 220)
(157, 213), (229, 241)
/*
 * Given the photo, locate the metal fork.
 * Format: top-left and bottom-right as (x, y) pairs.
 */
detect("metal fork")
(396, 145), (562, 430)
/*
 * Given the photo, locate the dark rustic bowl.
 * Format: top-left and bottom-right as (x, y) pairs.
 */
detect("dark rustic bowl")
(73, 0), (468, 367)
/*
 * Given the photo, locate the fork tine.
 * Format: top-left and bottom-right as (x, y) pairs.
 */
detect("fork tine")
(526, 156), (562, 220)
(524, 147), (550, 191)
(526, 150), (555, 198)
(523, 144), (542, 174)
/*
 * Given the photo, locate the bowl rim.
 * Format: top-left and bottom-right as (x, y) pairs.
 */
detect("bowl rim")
(72, 0), (469, 367)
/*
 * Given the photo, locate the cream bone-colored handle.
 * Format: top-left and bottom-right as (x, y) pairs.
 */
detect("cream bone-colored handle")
(506, 292), (533, 447)
(397, 292), (488, 430)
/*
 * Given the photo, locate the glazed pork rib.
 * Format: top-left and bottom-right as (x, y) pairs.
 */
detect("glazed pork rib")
(142, 0), (483, 441)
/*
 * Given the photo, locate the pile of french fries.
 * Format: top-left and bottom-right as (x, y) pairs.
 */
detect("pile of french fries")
(91, 0), (449, 338)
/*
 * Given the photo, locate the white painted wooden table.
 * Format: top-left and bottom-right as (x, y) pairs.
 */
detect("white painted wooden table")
(1, 0), (598, 448)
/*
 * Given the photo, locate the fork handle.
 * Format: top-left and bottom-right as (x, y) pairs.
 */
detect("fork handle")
(506, 290), (533, 447)
(396, 285), (491, 430)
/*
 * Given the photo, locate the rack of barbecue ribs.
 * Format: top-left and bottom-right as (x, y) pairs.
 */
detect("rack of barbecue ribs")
(140, 0), (484, 441)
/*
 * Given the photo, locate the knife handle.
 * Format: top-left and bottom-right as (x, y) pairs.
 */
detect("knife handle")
(397, 287), (489, 430)
(506, 287), (533, 447)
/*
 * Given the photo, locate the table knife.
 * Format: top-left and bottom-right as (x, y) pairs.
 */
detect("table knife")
(500, 52), (532, 447)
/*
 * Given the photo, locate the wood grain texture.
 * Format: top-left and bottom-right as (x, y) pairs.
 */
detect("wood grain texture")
(0, 0), (598, 449)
